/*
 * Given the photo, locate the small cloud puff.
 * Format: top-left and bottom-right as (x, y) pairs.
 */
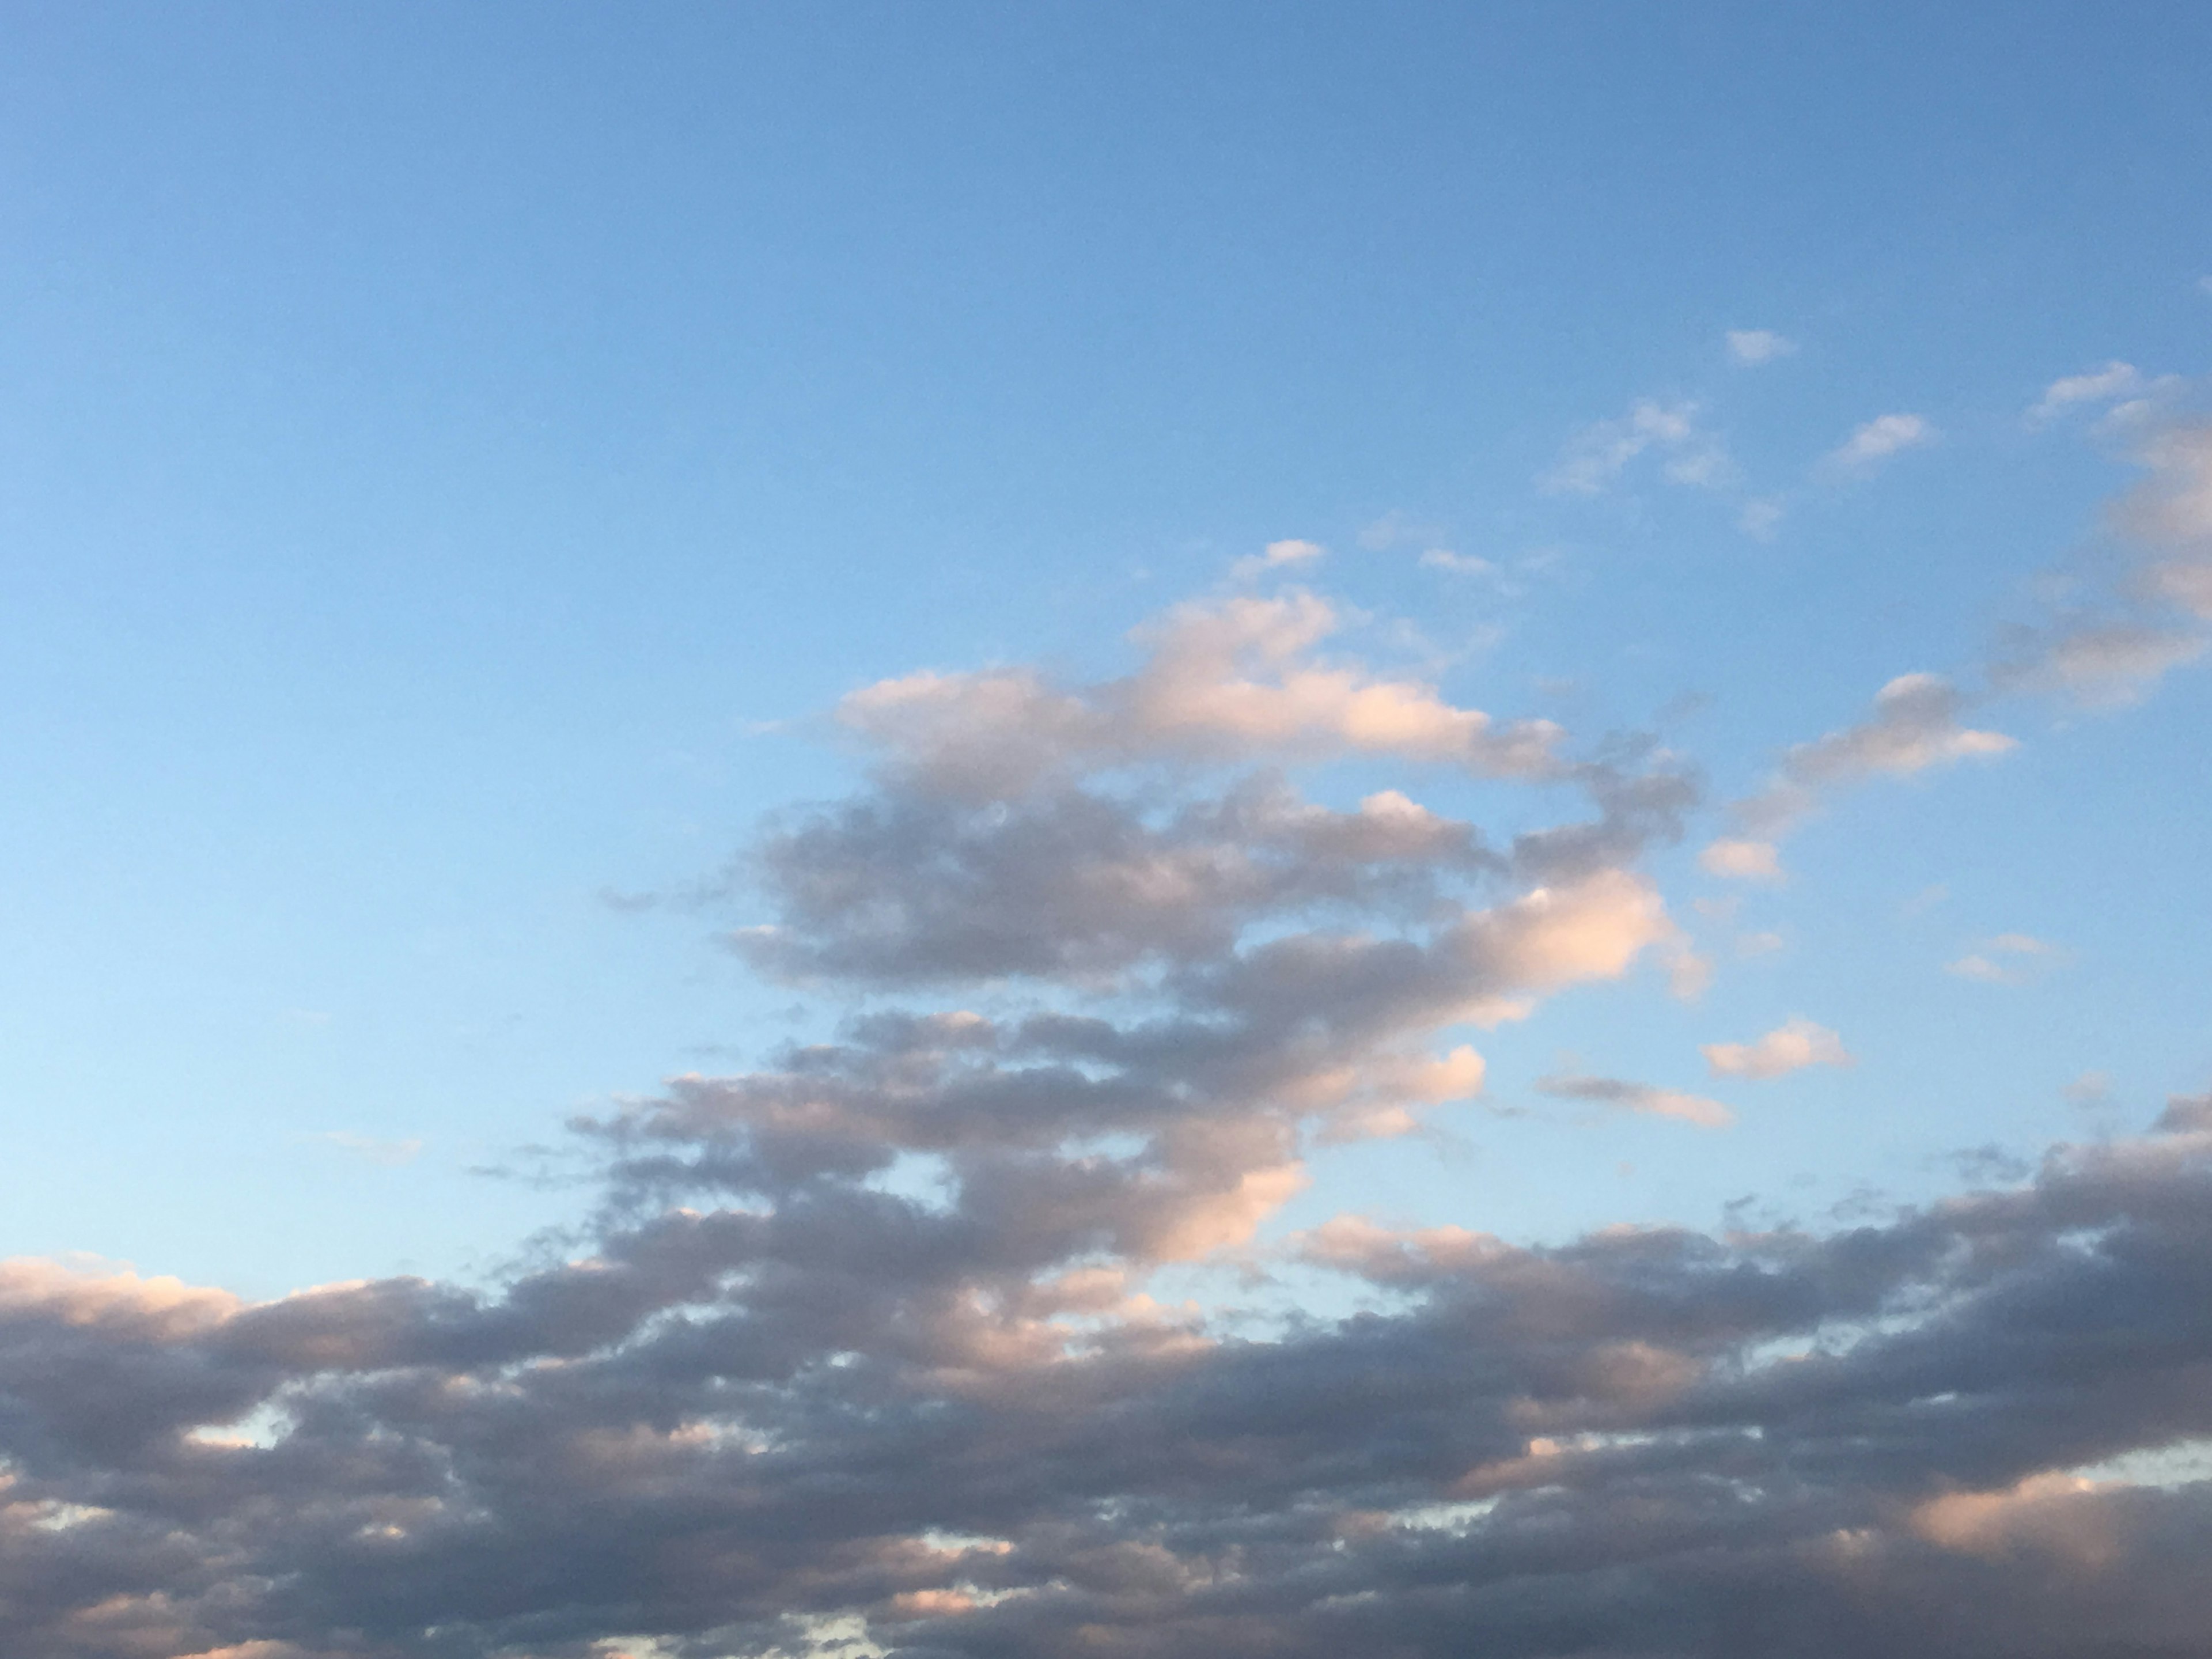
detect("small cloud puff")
(1726, 329), (1797, 366)
(1232, 539), (1327, 580)
(1702, 1016), (1852, 1081)
(1825, 413), (1937, 475)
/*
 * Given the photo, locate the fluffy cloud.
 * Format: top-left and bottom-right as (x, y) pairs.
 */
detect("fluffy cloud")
(1702, 1015), (1853, 1080)
(838, 592), (1565, 797)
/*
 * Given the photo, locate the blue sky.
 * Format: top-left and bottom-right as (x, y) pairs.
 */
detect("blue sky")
(2, 12), (2211, 1656)
(7, 3), (2207, 1293)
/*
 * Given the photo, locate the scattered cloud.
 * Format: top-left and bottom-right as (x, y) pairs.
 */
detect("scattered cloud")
(5, 571), (2212, 1659)
(1536, 1071), (1734, 1127)
(1733, 672), (2014, 842)
(1738, 495), (1786, 540)
(1358, 510), (1449, 552)
(2063, 1070), (2112, 1108)
(1994, 619), (2207, 707)
(1703, 1015), (1853, 1080)
(1541, 399), (1733, 495)
(1232, 537), (1328, 579)
(1725, 328), (1797, 366)
(1824, 412), (1937, 475)
(1948, 932), (2069, 985)
(2027, 361), (2147, 424)
(835, 590), (1567, 798)
(1700, 836), (1783, 882)
(1420, 549), (1499, 576)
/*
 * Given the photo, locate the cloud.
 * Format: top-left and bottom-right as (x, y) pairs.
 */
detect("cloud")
(1419, 549), (1499, 576)
(1738, 495), (1786, 539)
(1824, 412), (1937, 474)
(2114, 419), (2212, 622)
(2027, 361), (2147, 424)
(1357, 511), (1448, 552)
(1726, 329), (1797, 366)
(1948, 933), (2068, 985)
(1702, 1016), (1853, 1080)
(1730, 673), (2014, 842)
(10, 580), (2212, 1659)
(1232, 538), (1328, 579)
(1699, 836), (1783, 882)
(1535, 1071), (1734, 1128)
(1995, 619), (2209, 707)
(9, 1107), (2212, 1656)
(1541, 399), (1733, 495)
(836, 591), (1566, 797)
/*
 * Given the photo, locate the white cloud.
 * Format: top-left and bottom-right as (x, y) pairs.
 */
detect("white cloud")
(1702, 1016), (1852, 1081)
(1231, 539), (1327, 579)
(1825, 412), (1937, 475)
(1726, 329), (1797, 366)
(1541, 399), (1733, 495)
(1699, 838), (1783, 882)
(2027, 361), (2145, 425)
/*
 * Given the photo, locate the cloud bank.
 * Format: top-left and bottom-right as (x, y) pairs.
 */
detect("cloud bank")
(3, 582), (2207, 1659)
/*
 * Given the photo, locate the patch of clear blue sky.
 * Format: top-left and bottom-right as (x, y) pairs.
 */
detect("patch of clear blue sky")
(1, 2), (2207, 1296)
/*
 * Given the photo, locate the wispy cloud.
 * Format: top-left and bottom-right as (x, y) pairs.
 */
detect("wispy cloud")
(1230, 537), (1327, 579)
(1948, 933), (2069, 985)
(1536, 1070), (1734, 1127)
(1541, 399), (1734, 495)
(1824, 412), (1937, 475)
(316, 1131), (424, 1167)
(2027, 361), (2146, 425)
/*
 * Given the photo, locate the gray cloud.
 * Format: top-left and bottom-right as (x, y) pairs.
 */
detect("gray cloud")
(5, 595), (2206, 1658)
